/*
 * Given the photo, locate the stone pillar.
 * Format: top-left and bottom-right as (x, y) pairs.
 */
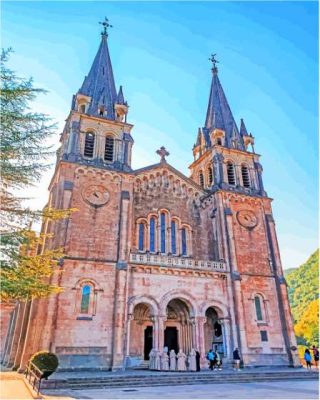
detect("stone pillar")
(0, 303), (16, 360)
(157, 316), (166, 352)
(112, 266), (127, 370)
(4, 302), (29, 368)
(1, 303), (17, 364)
(196, 317), (206, 366)
(266, 214), (299, 366)
(254, 162), (267, 196)
(224, 208), (248, 357)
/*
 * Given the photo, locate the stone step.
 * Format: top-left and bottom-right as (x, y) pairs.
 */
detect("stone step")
(42, 371), (318, 390)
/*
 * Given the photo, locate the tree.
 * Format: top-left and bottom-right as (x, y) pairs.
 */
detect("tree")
(0, 48), (73, 302)
(295, 299), (319, 347)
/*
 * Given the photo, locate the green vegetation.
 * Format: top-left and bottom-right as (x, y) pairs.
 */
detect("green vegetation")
(285, 250), (319, 348)
(0, 49), (74, 302)
(30, 351), (59, 378)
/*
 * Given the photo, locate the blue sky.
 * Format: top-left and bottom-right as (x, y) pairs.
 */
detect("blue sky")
(2, 1), (318, 268)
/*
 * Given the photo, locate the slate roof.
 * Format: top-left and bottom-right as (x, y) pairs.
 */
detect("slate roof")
(78, 33), (119, 120)
(240, 118), (249, 136)
(202, 68), (245, 150)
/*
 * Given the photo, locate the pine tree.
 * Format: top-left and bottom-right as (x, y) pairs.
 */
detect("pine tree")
(0, 48), (74, 302)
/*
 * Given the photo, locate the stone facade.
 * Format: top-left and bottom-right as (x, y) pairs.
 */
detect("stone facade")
(1, 28), (299, 371)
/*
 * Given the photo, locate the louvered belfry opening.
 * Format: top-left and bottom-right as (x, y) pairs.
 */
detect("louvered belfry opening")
(84, 132), (95, 158)
(199, 171), (204, 188)
(208, 166), (213, 186)
(104, 137), (114, 162)
(227, 162), (236, 185)
(241, 165), (250, 188)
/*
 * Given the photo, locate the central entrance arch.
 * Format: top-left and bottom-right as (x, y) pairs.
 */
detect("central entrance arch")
(165, 298), (193, 354)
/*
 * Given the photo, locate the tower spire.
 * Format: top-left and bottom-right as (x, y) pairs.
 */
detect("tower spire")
(204, 54), (244, 150)
(77, 17), (118, 120)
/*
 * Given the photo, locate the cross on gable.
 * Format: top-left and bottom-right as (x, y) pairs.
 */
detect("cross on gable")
(156, 146), (170, 162)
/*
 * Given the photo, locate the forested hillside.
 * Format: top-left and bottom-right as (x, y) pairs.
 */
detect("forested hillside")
(285, 250), (319, 346)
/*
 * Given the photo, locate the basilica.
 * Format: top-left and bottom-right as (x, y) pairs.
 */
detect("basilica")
(2, 22), (299, 371)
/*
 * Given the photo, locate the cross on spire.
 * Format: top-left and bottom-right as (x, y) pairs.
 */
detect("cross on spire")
(99, 17), (113, 37)
(209, 53), (219, 73)
(156, 146), (169, 163)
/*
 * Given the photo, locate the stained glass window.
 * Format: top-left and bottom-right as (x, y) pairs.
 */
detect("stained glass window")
(181, 227), (187, 256)
(255, 296), (263, 321)
(81, 285), (91, 314)
(161, 213), (166, 253)
(150, 217), (155, 252)
(171, 221), (177, 255)
(138, 223), (145, 251)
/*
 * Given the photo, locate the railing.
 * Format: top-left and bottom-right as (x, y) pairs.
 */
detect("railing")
(129, 252), (226, 272)
(24, 361), (45, 395)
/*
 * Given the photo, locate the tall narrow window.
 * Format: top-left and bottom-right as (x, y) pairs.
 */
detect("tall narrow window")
(80, 285), (91, 314)
(160, 213), (166, 253)
(138, 223), (145, 251)
(216, 138), (222, 146)
(241, 165), (250, 188)
(104, 137), (114, 162)
(199, 171), (204, 188)
(84, 132), (95, 158)
(79, 104), (86, 113)
(171, 220), (177, 255)
(254, 296), (263, 321)
(208, 166), (213, 186)
(181, 227), (187, 256)
(227, 162), (236, 185)
(150, 217), (156, 252)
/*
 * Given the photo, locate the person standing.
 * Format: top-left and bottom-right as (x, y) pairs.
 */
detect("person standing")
(233, 348), (241, 371)
(312, 345), (319, 369)
(207, 349), (214, 370)
(195, 350), (201, 372)
(304, 348), (312, 370)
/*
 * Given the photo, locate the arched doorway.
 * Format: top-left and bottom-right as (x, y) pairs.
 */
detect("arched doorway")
(165, 299), (193, 354)
(204, 307), (224, 356)
(129, 303), (154, 360)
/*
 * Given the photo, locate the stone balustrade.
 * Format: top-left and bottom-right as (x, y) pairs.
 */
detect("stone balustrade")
(129, 252), (227, 272)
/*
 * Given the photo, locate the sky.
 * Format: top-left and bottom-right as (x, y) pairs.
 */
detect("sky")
(2, 1), (318, 269)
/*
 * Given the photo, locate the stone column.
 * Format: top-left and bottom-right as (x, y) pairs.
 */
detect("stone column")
(111, 266), (127, 370)
(196, 317), (206, 366)
(1, 304), (18, 365)
(266, 214), (299, 366)
(0, 303), (16, 360)
(157, 316), (166, 352)
(224, 208), (248, 357)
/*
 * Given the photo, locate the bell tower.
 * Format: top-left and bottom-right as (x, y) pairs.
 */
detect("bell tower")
(59, 18), (133, 172)
(189, 54), (264, 196)
(191, 55), (299, 367)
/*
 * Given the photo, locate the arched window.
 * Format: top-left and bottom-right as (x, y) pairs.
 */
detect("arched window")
(208, 166), (213, 187)
(216, 138), (222, 146)
(199, 171), (204, 188)
(84, 132), (95, 158)
(80, 285), (91, 314)
(181, 227), (187, 256)
(171, 220), (177, 255)
(150, 217), (156, 252)
(138, 223), (145, 251)
(254, 296), (263, 321)
(160, 213), (166, 253)
(227, 162), (236, 186)
(241, 165), (250, 188)
(104, 137), (114, 162)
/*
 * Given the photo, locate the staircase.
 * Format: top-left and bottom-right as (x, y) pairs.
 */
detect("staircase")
(41, 369), (318, 390)
(132, 361), (149, 370)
